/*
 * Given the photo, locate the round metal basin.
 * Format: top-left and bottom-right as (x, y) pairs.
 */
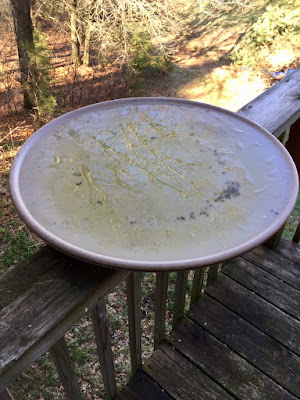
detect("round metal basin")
(10, 98), (299, 270)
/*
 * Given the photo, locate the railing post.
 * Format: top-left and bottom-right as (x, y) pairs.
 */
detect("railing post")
(265, 224), (286, 249)
(126, 272), (142, 375)
(206, 264), (219, 286)
(91, 298), (117, 400)
(278, 128), (290, 145)
(50, 337), (83, 400)
(190, 268), (205, 305)
(154, 272), (169, 349)
(172, 271), (188, 327)
(293, 222), (300, 243)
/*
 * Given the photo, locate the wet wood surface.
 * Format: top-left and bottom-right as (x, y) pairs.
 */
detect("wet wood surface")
(122, 242), (300, 399)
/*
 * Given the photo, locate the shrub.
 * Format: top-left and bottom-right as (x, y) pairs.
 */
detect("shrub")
(231, 4), (299, 67)
(131, 31), (173, 76)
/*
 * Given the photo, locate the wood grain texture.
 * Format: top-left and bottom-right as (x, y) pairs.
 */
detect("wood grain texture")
(205, 272), (300, 355)
(0, 246), (60, 310)
(126, 272), (142, 375)
(169, 316), (298, 400)
(154, 272), (169, 349)
(92, 298), (117, 400)
(275, 238), (300, 264)
(242, 245), (300, 290)
(0, 248), (128, 391)
(144, 342), (234, 400)
(115, 369), (174, 400)
(238, 69), (300, 137)
(188, 295), (300, 397)
(50, 337), (83, 400)
(222, 257), (300, 319)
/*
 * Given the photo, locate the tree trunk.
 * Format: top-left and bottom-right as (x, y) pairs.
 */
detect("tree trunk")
(83, 0), (97, 66)
(70, 0), (81, 65)
(10, 0), (36, 109)
(83, 21), (92, 66)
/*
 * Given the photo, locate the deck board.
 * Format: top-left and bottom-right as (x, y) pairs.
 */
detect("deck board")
(117, 242), (300, 400)
(222, 257), (300, 320)
(187, 295), (300, 397)
(168, 316), (297, 399)
(242, 245), (300, 290)
(275, 238), (300, 264)
(205, 273), (300, 356)
(116, 370), (174, 400)
(143, 343), (234, 400)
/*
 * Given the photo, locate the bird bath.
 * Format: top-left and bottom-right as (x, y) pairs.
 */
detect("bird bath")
(10, 98), (299, 270)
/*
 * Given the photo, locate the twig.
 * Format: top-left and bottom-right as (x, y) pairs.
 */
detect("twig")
(0, 121), (26, 145)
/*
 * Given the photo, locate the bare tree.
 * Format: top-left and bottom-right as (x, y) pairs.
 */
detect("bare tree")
(10, 0), (36, 109)
(82, 0), (181, 66)
(82, 0), (97, 66)
(70, 0), (82, 65)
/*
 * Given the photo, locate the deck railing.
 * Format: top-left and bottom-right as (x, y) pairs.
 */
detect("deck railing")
(1, 70), (300, 400)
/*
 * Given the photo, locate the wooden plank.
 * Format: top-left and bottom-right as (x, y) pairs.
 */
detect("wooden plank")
(205, 272), (300, 356)
(242, 245), (300, 290)
(50, 337), (83, 400)
(190, 268), (205, 305)
(144, 342), (234, 400)
(127, 272), (142, 375)
(0, 251), (128, 391)
(172, 271), (188, 327)
(154, 272), (169, 349)
(169, 316), (298, 400)
(275, 238), (300, 264)
(238, 70), (300, 137)
(91, 298), (117, 400)
(0, 246), (62, 310)
(188, 295), (300, 397)
(116, 369), (174, 400)
(222, 257), (300, 320)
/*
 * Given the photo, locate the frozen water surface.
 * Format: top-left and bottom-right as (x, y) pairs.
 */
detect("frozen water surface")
(11, 99), (298, 269)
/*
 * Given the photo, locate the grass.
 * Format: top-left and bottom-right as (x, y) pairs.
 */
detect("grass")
(0, 228), (35, 267)
(1, 0), (300, 398)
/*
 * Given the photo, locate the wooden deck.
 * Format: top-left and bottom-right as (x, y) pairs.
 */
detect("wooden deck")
(117, 239), (300, 400)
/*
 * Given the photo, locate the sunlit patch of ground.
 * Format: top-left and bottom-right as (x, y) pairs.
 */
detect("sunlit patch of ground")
(177, 65), (267, 111)
(265, 48), (298, 71)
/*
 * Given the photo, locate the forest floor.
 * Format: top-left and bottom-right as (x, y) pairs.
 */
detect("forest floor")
(0, 0), (300, 398)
